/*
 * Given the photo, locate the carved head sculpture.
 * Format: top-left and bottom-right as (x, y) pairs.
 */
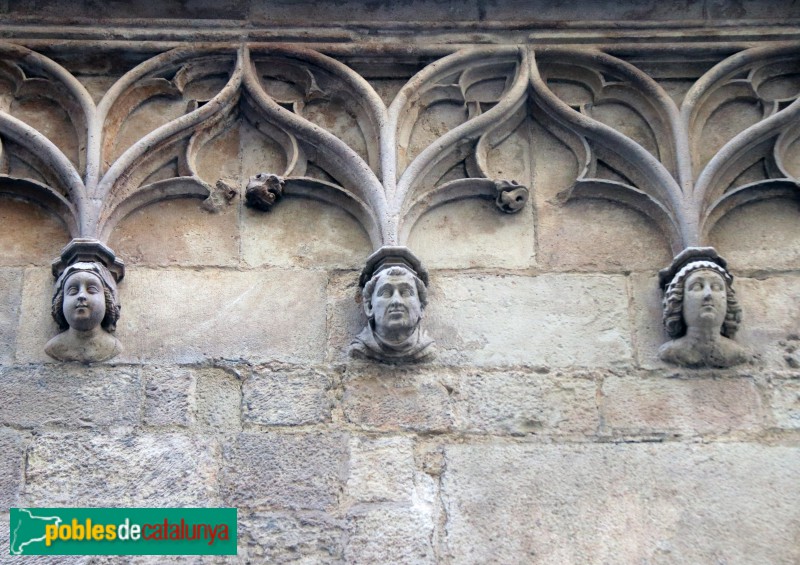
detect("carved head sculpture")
(46, 261), (122, 362)
(364, 266), (428, 342)
(350, 246), (435, 362)
(494, 179), (529, 213)
(245, 173), (285, 211)
(658, 248), (747, 367)
(662, 260), (741, 340)
(52, 262), (120, 332)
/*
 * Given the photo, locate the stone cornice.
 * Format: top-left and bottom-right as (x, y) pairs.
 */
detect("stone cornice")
(0, 17), (799, 52)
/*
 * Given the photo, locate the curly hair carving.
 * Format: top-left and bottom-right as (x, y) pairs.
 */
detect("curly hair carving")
(662, 264), (742, 339)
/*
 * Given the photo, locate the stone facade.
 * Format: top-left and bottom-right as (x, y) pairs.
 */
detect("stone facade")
(1, 1), (800, 563)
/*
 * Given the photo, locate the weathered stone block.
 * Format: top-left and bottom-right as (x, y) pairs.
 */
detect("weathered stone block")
(16, 267), (329, 364)
(711, 198), (800, 272)
(736, 275), (800, 369)
(342, 368), (454, 432)
(0, 199), (68, 267)
(0, 365), (140, 428)
(13, 267), (57, 364)
(538, 200), (672, 272)
(766, 374), (800, 430)
(0, 268), (23, 364)
(24, 433), (219, 507)
(0, 429), (24, 508)
(452, 370), (599, 435)
(602, 375), (763, 437)
(242, 197), (371, 269)
(442, 443), (800, 565)
(222, 432), (348, 511)
(426, 274), (633, 367)
(344, 506), (435, 565)
(347, 436), (415, 503)
(243, 368), (332, 427)
(108, 198), (240, 267)
(408, 198), (535, 269)
(325, 271), (364, 362)
(196, 368), (242, 433)
(330, 273), (633, 368)
(125, 268), (326, 363)
(143, 367), (196, 427)
(238, 511), (345, 564)
(630, 272), (672, 369)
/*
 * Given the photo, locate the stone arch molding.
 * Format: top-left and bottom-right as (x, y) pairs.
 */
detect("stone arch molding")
(0, 42), (796, 365)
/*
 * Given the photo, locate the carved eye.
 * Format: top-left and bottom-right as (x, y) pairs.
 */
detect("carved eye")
(379, 288), (392, 298)
(87, 285), (100, 294)
(67, 286), (79, 295)
(690, 282), (703, 291)
(712, 283), (724, 292)
(401, 288), (413, 298)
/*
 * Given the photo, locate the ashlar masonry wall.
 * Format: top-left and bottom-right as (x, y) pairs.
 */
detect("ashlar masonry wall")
(1, 2), (800, 563)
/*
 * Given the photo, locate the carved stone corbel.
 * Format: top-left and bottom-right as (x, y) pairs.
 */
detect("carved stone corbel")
(657, 247), (748, 368)
(494, 180), (529, 214)
(349, 246), (435, 363)
(45, 239), (125, 363)
(245, 173), (285, 211)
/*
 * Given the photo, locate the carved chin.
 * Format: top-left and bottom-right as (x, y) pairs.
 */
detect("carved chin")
(691, 309), (724, 327)
(67, 316), (102, 332)
(384, 314), (410, 326)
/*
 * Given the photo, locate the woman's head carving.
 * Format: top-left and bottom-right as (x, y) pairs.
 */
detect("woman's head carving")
(662, 260), (741, 339)
(52, 262), (120, 332)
